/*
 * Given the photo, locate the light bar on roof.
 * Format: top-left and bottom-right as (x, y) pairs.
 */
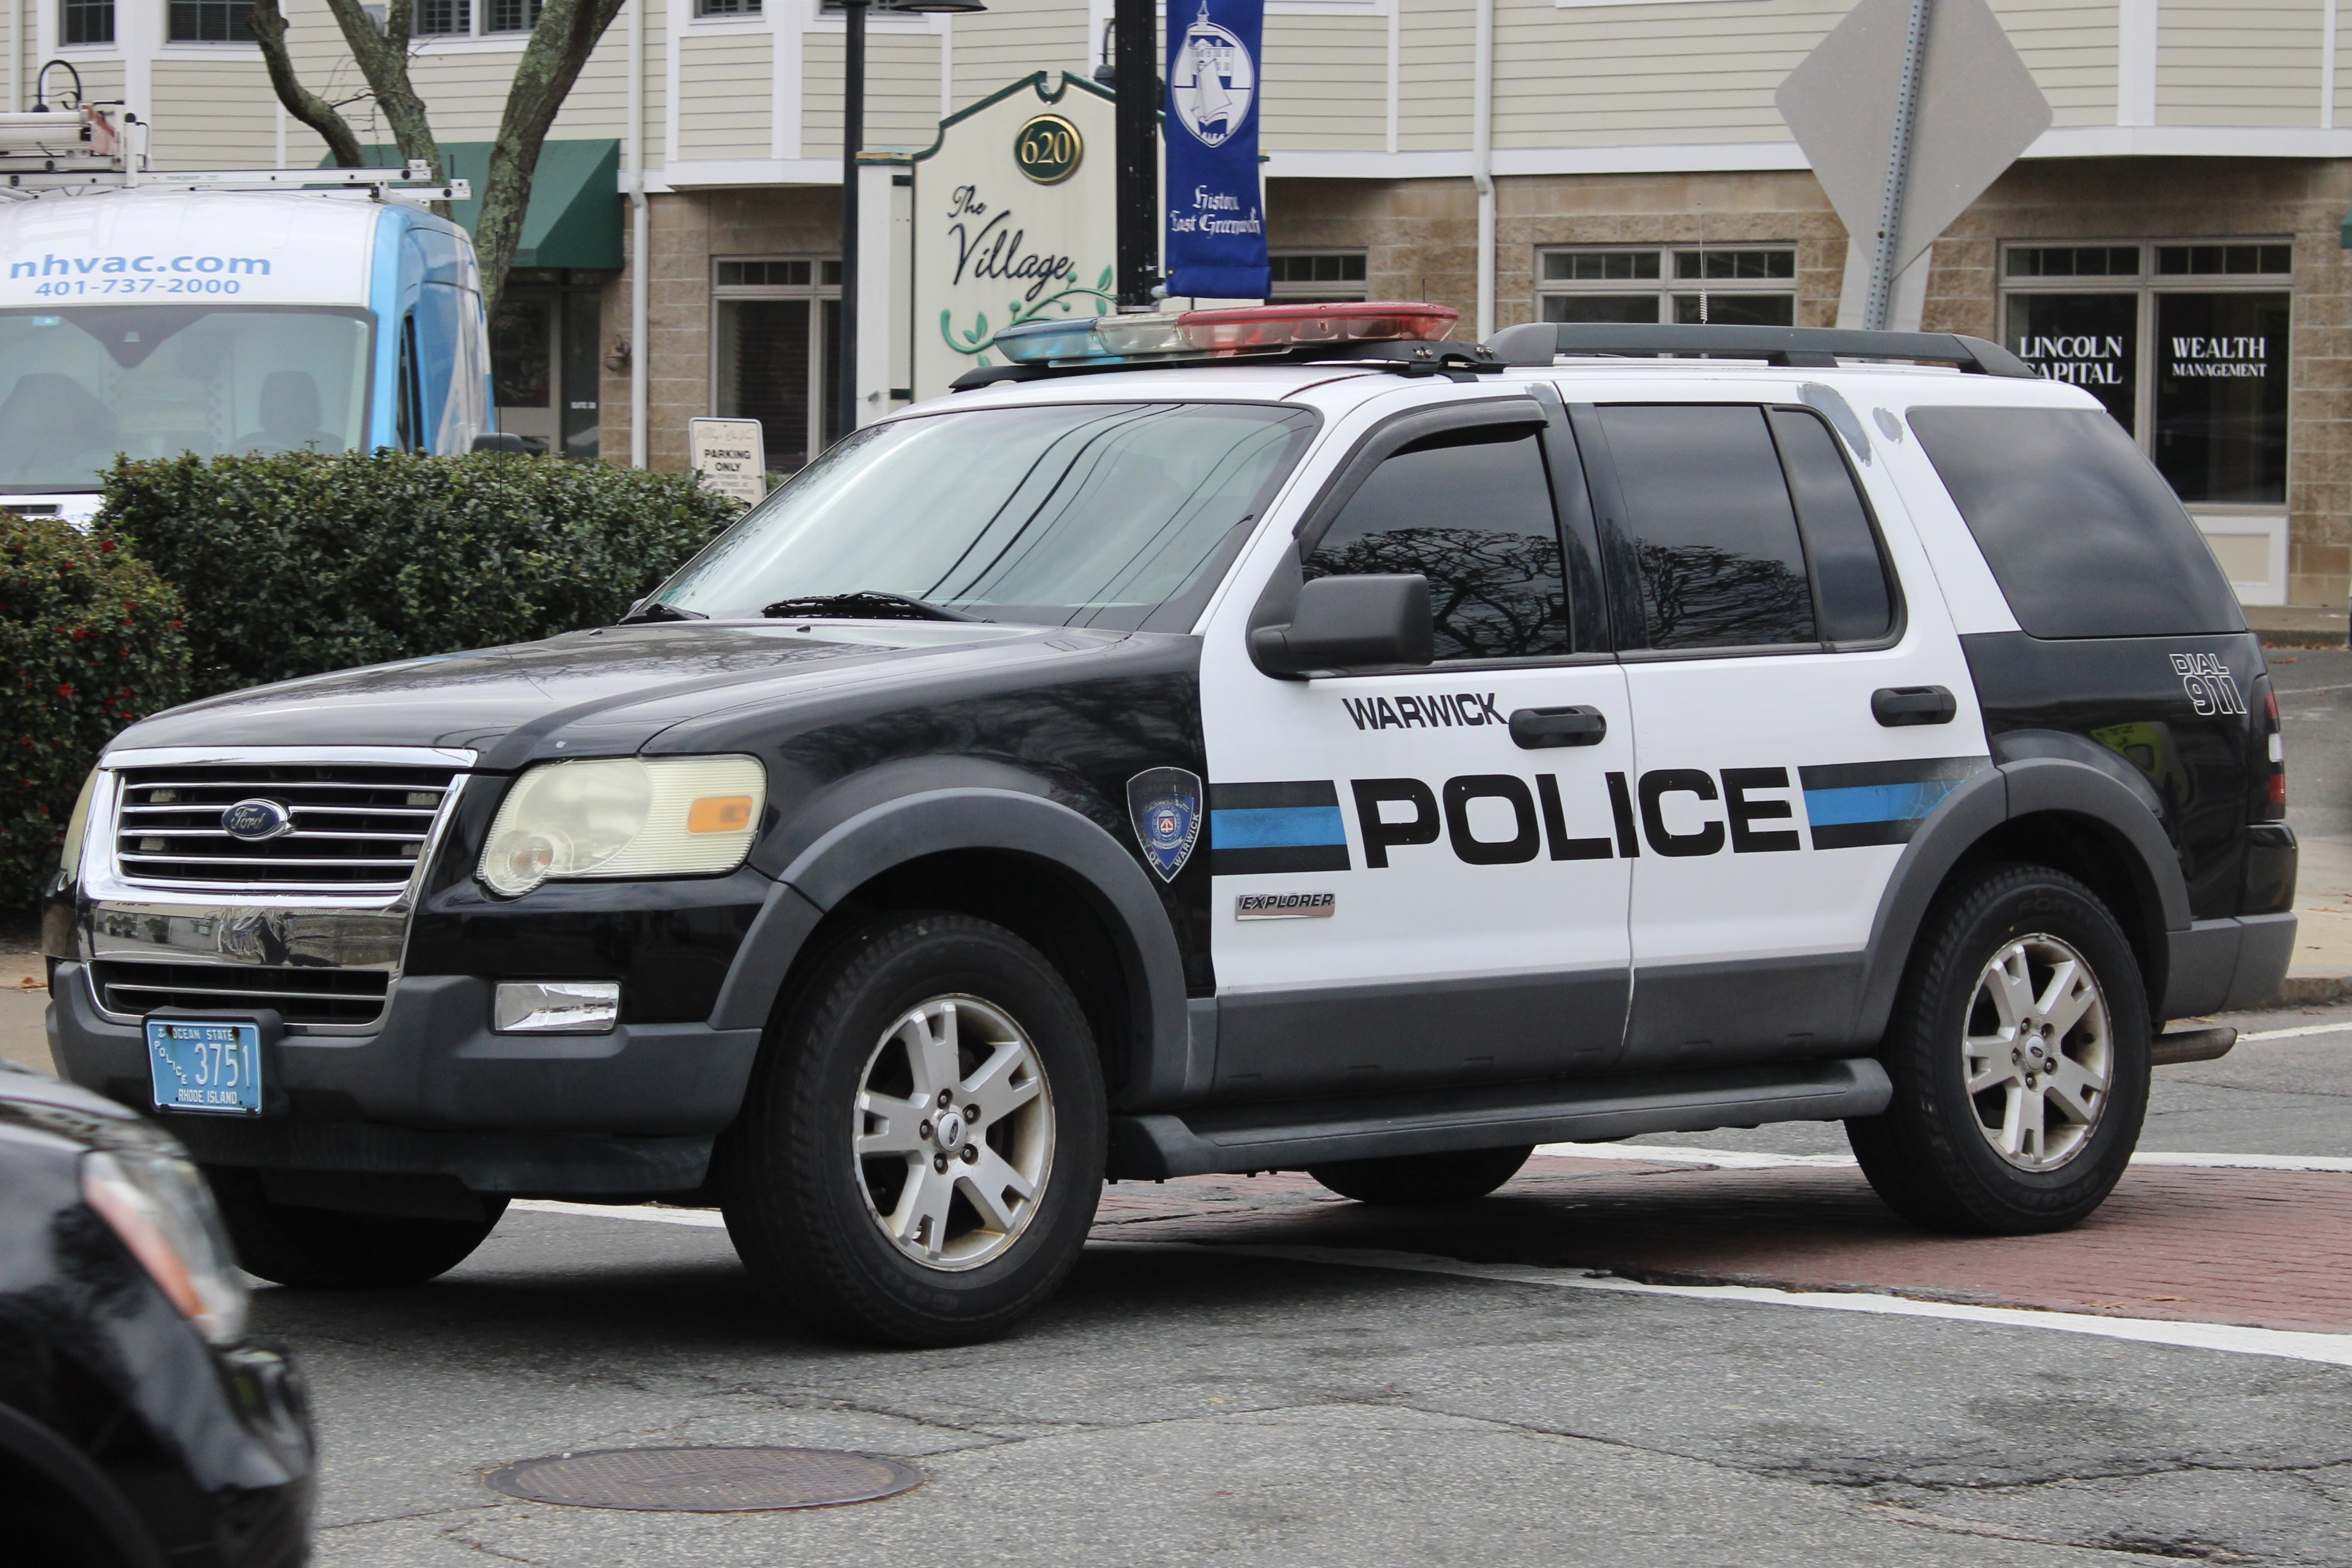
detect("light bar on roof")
(991, 301), (1461, 367)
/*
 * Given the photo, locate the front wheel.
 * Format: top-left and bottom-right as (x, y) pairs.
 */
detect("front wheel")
(1848, 862), (2151, 1234)
(722, 913), (1106, 1347)
(1309, 1145), (1534, 1206)
(205, 1167), (505, 1288)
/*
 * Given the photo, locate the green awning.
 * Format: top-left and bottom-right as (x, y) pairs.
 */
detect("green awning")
(342, 139), (622, 270)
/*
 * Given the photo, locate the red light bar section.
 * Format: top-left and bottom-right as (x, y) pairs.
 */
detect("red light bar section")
(1175, 301), (1461, 352)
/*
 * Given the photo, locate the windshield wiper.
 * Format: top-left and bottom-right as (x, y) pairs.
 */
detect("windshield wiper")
(617, 599), (709, 625)
(761, 591), (982, 623)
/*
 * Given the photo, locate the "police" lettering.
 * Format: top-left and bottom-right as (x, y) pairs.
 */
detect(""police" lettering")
(1351, 768), (1803, 867)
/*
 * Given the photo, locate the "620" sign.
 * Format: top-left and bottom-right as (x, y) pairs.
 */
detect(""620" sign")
(1013, 113), (1083, 185)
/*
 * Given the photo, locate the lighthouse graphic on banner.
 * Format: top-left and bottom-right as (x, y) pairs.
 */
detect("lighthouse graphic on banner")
(1163, 0), (1268, 300)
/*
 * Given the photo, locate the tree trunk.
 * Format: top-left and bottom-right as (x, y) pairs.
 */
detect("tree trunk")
(317, 0), (446, 199)
(247, 0), (367, 168)
(472, 0), (627, 319)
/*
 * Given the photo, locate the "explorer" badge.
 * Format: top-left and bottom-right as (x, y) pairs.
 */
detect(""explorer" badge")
(1236, 891), (1335, 920)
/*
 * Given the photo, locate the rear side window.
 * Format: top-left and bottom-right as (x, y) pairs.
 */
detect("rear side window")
(1908, 406), (2243, 638)
(1595, 404), (1816, 649)
(1306, 423), (1571, 662)
(1769, 408), (1894, 643)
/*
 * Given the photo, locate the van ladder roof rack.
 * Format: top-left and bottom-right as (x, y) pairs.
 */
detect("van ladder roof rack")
(1484, 321), (2037, 378)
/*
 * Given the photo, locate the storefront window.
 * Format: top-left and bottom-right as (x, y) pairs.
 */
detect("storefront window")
(2000, 240), (2290, 504)
(713, 257), (843, 478)
(1538, 245), (1796, 326)
(2006, 291), (2138, 429)
(2155, 291), (2289, 505)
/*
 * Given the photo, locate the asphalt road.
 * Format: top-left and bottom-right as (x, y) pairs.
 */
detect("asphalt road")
(279, 1013), (2352, 1568)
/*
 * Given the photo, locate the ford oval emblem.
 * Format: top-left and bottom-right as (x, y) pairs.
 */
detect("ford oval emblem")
(221, 798), (294, 842)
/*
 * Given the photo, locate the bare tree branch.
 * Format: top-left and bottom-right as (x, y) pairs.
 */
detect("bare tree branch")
(248, 0), (367, 167)
(316, 0), (446, 196)
(473, 0), (628, 317)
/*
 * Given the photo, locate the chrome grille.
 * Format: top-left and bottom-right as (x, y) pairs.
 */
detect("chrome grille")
(112, 762), (458, 890)
(93, 960), (391, 1026)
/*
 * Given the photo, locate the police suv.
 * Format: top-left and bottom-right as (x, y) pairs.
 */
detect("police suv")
(43, 308), (2294, 1346)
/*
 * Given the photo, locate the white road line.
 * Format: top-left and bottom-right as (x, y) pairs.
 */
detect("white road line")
(1531, 1143), (2352, 1173)
(511, 1198), (726, 1227)
(1089, 1240), (2352, 1370)
(2238, 1019), (2352, 1042)
(509, 1200), (2352, 1367)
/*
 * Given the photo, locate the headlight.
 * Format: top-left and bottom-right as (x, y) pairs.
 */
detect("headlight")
(58, 767), (98, 875)
(479, 755), (766, 896)
(81, 1146), (250, 1345)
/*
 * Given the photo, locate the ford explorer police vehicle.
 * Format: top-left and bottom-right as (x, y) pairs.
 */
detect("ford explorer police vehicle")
(42, 308), (2293, 1347)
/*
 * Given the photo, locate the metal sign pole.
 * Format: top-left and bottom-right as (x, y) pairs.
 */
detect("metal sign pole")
(1113, 0), (1158, 309)
(1863, 0), (1932, 331)
(838, 0), (868, 440)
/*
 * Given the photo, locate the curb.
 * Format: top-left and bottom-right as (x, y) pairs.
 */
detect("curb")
(2256, 970), (2352, 1011)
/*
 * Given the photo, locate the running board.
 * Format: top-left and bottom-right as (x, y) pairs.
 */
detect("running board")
(1106, 1058), (1892, 1180)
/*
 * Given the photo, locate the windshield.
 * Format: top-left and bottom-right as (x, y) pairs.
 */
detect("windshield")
(650, 401), (1317, 629)
(0, 306), (372, 491)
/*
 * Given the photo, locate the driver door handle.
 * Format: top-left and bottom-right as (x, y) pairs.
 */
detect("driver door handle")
(1509, 705), (1608, 749)
(1872, 685), (1958, 726)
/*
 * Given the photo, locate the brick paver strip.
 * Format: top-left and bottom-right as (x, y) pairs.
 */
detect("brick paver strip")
(1092, 1160), (2352, 1336)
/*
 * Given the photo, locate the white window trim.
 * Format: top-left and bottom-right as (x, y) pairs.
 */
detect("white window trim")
(1535, 244), (1799, 323)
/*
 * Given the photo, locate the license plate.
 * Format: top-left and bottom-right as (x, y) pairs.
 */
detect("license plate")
(146, 1019), (264, 1115)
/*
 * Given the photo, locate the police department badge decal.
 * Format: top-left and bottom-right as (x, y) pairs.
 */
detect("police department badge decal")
(1127, 767), (1203, 883)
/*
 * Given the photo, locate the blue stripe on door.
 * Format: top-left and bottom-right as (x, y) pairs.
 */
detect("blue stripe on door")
(1210, 805), (1350, 849)
(1800, 778), (1963, 828)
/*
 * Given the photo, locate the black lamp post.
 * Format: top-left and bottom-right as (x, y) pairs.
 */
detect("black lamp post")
(838, 0), (985, 443)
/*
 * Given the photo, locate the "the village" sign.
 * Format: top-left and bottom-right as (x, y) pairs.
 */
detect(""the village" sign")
(904, 74), (1120, 399)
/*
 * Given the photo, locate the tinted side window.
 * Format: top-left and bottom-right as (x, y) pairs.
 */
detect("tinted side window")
(1769, 407), (1894, 643)
(1596, 403), (1816, 649)
(1908, 406), (2245, 638)
(1306, 423), (1570, 661)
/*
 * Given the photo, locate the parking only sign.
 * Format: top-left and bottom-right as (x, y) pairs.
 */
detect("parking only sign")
(689, 417), (768, 505)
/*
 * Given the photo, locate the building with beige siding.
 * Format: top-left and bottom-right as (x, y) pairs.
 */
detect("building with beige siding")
(8, 0), (2348, 609)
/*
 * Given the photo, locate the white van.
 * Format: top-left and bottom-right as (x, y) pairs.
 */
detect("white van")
(0, 186), (493, 524)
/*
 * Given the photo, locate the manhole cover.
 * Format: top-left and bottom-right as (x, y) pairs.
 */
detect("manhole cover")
(484, 1446), (924, 1513)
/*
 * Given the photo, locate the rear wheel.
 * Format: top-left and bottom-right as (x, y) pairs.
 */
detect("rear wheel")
(1848, 862), (2150, 1234)
(722, 913), (1106, 1347)
(1308, 1145), (1534, 1206)
(205, 1167), (505, 1288)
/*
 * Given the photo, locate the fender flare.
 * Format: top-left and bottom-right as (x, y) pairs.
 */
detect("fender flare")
(710, 786), (1191, 1105)
(1848, 754), (2191, 1045)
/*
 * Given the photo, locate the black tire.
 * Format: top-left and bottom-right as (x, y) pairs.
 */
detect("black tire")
(1308, 1145), (1534, 1206)
(205, 1167), (506, 1288)
(1847, 862), (2151, 1235)
(721, 912), (1107, 1347)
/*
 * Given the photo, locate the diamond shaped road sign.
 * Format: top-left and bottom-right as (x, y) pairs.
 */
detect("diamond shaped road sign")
(1777, 0), (2052, 286)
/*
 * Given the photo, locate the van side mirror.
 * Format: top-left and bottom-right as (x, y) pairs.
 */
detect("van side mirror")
(1249, 574), (1433, 678)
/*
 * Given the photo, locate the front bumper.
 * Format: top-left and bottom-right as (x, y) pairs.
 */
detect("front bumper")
(50, 962), (761, 1193)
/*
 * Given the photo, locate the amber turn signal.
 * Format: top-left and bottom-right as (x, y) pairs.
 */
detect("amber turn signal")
(687, 795), (756, 834)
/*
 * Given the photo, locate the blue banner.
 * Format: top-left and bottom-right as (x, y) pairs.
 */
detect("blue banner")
(1164, 0), (1268, 301)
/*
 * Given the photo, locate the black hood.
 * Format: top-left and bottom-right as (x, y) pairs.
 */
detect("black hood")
(108, 621), (1068, 770)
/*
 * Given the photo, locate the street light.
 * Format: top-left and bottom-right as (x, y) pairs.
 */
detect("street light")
(838, 0), (986, 443)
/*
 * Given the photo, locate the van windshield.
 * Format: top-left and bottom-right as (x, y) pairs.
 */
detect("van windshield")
(649, 401), (1317, 630)
(0, 305), (373, 491)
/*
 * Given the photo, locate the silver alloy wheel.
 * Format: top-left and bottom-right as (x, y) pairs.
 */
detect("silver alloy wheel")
(853, 995), (1055, 1270)
(1961, 932), (2113, 1171)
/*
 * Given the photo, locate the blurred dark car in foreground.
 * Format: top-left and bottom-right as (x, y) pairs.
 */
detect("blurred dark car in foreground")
(0, 1060), (314, 1567)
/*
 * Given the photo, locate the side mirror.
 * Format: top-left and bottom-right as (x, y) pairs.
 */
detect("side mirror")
(1249, 573), (1433, 678)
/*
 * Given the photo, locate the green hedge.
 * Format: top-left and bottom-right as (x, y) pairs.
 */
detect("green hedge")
(99, 450), (740, 696)
(2, 516), (189, 909)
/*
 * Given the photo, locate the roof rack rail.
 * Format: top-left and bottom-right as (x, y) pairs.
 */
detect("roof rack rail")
(1484, 322), (2037, 378)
